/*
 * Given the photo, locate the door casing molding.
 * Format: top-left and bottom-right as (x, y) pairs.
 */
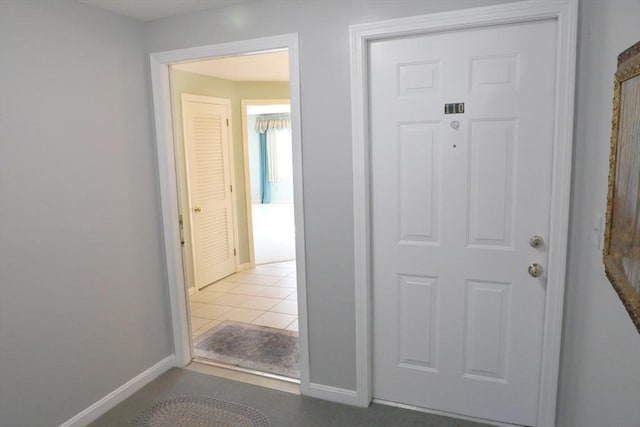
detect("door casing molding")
(149, 33), (310, 394)
(349, 1), (577, 425)
(240, 98), (291, 267)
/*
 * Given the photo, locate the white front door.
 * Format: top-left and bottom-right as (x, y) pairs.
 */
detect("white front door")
(370, 19), (557, 426)
(182, 96), (236, 289)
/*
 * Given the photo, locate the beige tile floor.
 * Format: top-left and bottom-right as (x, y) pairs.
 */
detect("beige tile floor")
(189, 260), (298, 338)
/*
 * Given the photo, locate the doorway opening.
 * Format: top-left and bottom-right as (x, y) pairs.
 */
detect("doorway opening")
(165, 47), (303, 382)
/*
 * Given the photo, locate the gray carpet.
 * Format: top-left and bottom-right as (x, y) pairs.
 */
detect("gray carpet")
(194, 321), (299, 378)
(90, 368), (495, 427)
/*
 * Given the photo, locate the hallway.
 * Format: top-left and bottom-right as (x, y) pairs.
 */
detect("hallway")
(189, 261), (298, 338)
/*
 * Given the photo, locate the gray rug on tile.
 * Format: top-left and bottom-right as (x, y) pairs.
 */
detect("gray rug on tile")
(194, 321), (299, 378)
(131, 394), (270, 427)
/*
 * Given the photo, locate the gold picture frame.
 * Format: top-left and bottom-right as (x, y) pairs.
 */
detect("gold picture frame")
(604, 40), (640, 334)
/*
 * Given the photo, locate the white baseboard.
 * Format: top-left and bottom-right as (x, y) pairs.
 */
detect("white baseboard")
(59, 355), (176, 427)
(305, 382), (364, 407)
(237, 262), (252, 272)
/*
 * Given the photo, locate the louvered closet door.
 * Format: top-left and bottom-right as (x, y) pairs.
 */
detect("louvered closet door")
(182, 99), (235, 289)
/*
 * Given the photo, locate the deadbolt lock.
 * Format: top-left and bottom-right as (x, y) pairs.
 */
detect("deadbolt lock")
(529, 235), (544, 249)
(528, 263), (544, 278)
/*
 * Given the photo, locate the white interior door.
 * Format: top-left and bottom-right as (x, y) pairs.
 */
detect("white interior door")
(182, 96), (236, 290)
(370, 20), (557, 426)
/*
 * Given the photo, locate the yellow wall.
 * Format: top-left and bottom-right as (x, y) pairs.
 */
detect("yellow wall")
(170, 69), (290, 289)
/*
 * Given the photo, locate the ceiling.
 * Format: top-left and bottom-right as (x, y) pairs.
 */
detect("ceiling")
(172, 50), (289, 82)
(78, 0), (254, 22)
(78, 0), (288, 81)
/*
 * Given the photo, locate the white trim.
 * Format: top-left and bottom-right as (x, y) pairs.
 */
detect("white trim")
(180, 94), (239, 290)
(181, 93), (229, 104)
(226, 98), (241, 273)
(59, 356), (176, 427)
(241, 99), (256, 267)
(287, 36), (311, 397)
(240, 98), (291, 267)
(306, 383), (360, 406)
(349, 1), (577, 425)
(150, 55), (191, 366)
(149, 33), (310, 393)
(349, 14), (372, 407)
(236, 261), (252, 272)
(536, 1), (578, 425)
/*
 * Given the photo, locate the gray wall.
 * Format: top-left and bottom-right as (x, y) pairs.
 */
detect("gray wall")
(557, 1), (640, 426)
(0, 1), (171, 426)
(1, 0), (639, 425)
(145, 0), (513, 391)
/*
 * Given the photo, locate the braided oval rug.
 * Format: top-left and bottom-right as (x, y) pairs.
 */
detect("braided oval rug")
(132, 395), (271, 427)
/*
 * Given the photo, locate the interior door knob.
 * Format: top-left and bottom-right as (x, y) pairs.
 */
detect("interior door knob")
(528, 263), (544, 278)
(193, 206), (201, 213)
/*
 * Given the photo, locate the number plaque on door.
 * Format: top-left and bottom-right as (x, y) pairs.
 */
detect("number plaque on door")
(444, 102), (465, 114)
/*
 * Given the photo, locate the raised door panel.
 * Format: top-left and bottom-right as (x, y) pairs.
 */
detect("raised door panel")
(398, 122), (440, 245)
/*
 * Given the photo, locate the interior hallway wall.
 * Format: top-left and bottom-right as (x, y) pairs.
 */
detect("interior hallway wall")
(557, 1), (640, 426)
(3, 1), (638, 425)
(146, 0), (516, 392)
(0, 1), (171, 426)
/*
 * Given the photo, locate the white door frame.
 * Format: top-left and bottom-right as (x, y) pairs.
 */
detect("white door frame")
(149, 34), (310, 393)
(350, 1), (577, 426)
(240, 98), (292, 267)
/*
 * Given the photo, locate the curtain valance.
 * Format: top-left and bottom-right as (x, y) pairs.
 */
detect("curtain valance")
(255, 114), (291, 133)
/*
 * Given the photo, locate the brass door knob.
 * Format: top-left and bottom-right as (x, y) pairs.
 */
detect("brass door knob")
(193, 206), (201, 213)
(528, 263), (544, 278)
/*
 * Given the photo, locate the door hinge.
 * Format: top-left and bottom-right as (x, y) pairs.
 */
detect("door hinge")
(234, 248), (237, 256)
(226, 118), (229, 127)
(178, 214), (185, 246)
(230, 185), (233, 193)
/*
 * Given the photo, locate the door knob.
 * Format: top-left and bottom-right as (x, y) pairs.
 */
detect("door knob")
(528, 263), (544, 278)
(193, 206), (201, 213)
(529, 235), (544, 249)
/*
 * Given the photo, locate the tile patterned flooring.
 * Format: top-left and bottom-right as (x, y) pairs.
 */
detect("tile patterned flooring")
(189, 260), (298, 338)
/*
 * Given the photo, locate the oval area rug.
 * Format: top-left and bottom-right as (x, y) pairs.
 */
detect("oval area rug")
(132, 394), (271, 427)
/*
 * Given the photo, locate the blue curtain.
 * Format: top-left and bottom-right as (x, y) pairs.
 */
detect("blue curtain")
(259, 131), (271, 204)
